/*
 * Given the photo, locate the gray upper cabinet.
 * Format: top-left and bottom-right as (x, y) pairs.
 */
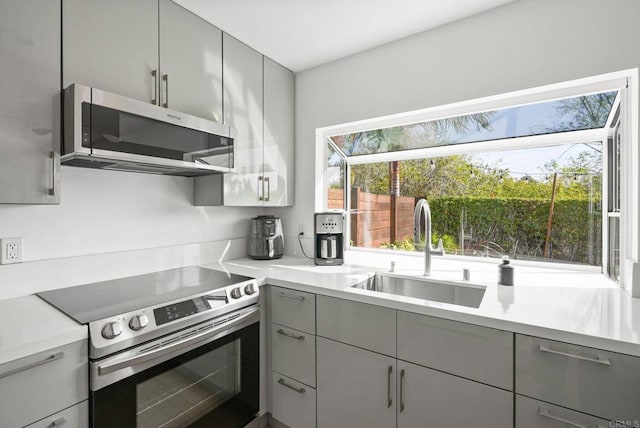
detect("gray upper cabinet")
(0, 0), (60, 204)
(64, 0), (222, 121)
(63, 0), (159, 103)
(159, 0), (222, 121)
(194, 36), (294, 207)
(263, 57), (294, 206)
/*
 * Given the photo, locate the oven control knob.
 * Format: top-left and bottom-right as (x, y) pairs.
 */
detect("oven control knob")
(129, 314), (149, 331)
(244, 283), (257, 295)
(101, 321), (123, 340)
(230, 287), (243, 299)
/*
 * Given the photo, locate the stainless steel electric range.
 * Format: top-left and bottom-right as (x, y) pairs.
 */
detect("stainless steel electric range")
(38, 266), (260, 428)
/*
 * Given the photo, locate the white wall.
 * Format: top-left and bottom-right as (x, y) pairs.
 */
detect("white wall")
(272, 0), (640, 251)
(0, 165), (262, 297)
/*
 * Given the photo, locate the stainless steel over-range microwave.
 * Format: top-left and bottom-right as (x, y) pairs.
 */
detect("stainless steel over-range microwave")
(62, 84), (236, 176)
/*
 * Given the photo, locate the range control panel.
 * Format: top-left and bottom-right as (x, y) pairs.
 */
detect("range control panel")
(315, 212), (344, 234)
(88, 279), (259, 358)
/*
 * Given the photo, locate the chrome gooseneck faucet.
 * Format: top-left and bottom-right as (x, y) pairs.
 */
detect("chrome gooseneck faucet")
(413, 198), (445, 276)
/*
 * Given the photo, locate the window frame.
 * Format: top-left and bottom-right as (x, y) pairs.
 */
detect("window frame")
(314, 69), (639, 294)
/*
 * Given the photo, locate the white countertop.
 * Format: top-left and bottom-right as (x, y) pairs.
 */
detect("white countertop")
(207, 252), (640, 357)
(0, 295), (87, 365)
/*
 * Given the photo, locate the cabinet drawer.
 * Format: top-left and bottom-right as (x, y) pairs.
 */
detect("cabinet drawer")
(398, 360), (513, 428)
(516, 395), (610, 428)
(398, 311), (513, 390)
(271, 286), (316, 334)
(0, 339), (88, 428)
(26, 400), (89, 428)
(272, 372), (316, 428)
(272, 324), (316, 387)
(317, 295), (396, 356)
(516, 334), (640, 420)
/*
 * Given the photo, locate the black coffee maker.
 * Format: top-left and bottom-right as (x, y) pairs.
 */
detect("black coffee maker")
(314, 212), (345, 265)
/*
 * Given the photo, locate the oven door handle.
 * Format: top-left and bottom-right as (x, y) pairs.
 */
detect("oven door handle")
(95, 306), (259, 377)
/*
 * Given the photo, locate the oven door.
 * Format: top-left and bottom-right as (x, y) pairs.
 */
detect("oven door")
(90, 309), (259, 428)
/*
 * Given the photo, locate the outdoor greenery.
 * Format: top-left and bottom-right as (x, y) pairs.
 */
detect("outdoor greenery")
(331, 92), (614, 266)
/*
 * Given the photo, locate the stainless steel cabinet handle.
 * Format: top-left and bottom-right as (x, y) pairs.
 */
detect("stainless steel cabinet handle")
(48, 151), (59, 196)
(387, 365), (393, 408)
(539, 345), (612, 366)
(277, 291), (305, 301)
(277, 378), (306, 394)
(151, 69), (158, 105)
(48, 417), (67, 427)
(276, 328), (305, 340)
(264, 177), (270, 202)
(538, 408), (587, 428)
(162, 74), (169, 108)
(258, 176), (264, 201)
(399, 368), (405, 412)
(0, 352), (64, 379)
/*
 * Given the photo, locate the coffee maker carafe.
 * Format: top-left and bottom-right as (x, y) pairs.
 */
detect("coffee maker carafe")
(314, 212), (345, 266)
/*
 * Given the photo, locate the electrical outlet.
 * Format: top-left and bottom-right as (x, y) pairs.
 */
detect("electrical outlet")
(0, 238), (23, 264)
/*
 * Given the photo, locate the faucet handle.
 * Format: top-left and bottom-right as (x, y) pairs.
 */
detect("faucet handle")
(389, 261), (396, 273)
(431, 238), (445, 255)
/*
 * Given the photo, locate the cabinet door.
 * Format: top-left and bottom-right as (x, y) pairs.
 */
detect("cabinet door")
(0, 0), (60, 204)
(220, 33), (264, 206)
(263, 57), (294, 206)
(317, 337), (396, 428)
(159, 0), (222, 122)
(397, 360), (513, 428)
(63, 0), (158, 103)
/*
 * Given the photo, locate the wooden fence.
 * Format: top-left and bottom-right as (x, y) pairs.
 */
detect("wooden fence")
(327, 188), (414, 248)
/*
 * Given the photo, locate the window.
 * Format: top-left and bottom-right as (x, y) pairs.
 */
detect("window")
(318, 72), (635, 286)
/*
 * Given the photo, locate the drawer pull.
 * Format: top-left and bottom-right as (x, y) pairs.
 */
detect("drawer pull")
(0, 351), (65, 379)
(539, 345), (612, 366)
(48, 417), (67, 427)
(277, 328), (305, 341)
(277, 291), (305, 301)
(387, 365), (393, 408)
(539, 407), (587, 428)
(399, 368), (405, 412)
(277, 377), (306, 394)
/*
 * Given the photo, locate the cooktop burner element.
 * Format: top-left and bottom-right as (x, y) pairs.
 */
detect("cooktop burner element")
(37, 266), (259, 358)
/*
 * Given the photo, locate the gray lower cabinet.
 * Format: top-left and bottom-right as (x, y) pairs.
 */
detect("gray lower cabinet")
(516, 334), (640, 421)
(316, 294), (396, 357)
(317, 337), (396, 428)
(272, 372), (316, 428)
(516, 395), (609, 428)
(397, 310), (513, 390)
(397, 360), (513, 428)
(269, 286), (317, 428)
(0, 0), (60, 204)
(271, 323), (316, 387)
(0, 339), (88, 427)
(26, 400), (89, 428)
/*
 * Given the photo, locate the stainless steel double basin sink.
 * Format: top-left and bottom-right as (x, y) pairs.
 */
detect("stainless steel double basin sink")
(352, 272), (486, 308)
